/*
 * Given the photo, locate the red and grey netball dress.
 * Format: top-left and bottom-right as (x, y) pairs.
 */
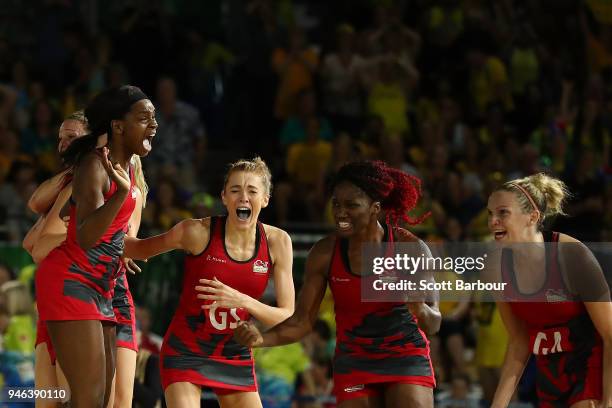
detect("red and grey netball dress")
(35, 163), (137, 323)
(35, 270), (137, 363)
(35, 319), (55, 363)
(113, 268), (137, 351)
(328, 223), (435, 404)
(502, 231), (602, 407)
(160, 216), (271, 393)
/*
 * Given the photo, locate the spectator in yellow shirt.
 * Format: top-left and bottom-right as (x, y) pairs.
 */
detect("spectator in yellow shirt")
(272, 27), (319, 119)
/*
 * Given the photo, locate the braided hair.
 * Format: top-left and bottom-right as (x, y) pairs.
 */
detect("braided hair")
(331, 161), (428, 225)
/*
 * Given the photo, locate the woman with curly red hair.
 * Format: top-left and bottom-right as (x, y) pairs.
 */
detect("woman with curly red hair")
(235, 160), (440, 407)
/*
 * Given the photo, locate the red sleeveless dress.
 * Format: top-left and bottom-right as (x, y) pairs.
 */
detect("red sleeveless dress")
(328, 224), (435, 404)
(160, 216), (271, 394)
(503, 231), (602, 406)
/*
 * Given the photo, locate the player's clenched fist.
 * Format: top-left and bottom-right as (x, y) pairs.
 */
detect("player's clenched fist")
(234, 321), (264, 347)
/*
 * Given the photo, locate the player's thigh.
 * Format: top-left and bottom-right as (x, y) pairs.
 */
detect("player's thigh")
(384, 383), (433, 408)
(35, 343), (58, 388)
(35, 343), (59, 408)
(337, 386), (384, 408)
(338, 396), (384, 408)
(47, 320), (107, 407)
(164, 382), (201, 408)
(217, 391), (263, 408)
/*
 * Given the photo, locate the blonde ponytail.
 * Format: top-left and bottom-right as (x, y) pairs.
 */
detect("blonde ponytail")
(131, 155), (148, 208)
(500, 173), (569, 228)
(526, 173), (568, 218)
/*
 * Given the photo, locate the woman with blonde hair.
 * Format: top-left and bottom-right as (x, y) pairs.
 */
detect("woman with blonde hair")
(487, 173), (611, 407)
(125, 157), (295, 408)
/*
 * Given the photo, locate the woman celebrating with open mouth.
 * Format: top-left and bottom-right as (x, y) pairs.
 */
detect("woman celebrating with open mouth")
(125, 157), (295, 408)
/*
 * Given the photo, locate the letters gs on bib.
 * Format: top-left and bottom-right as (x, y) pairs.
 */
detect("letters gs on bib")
(209, 304), (241, 330)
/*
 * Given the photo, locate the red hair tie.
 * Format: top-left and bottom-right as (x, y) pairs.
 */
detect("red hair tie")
(511, 183), (538, 212)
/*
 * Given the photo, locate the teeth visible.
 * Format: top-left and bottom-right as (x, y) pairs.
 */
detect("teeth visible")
(236, 207), (251, 220)
(143, 139), (151, 150)
(338, 222), (350, 228)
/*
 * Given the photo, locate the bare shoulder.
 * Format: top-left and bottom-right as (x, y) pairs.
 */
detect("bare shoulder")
(262, 223), (291, 245)
(179, 217), (211, 242)
(183, 217), (210, 235)
(178, 217), (212, 254)
(72, 151), (107, 193)
(262, 224), (292, 266)
(299, 235), (336, 280)
(556, 232), (593, 262)
(74, 151), (104, 176)
(557, 232), (581, 244)
(556, 232), (589, 259)
(309, 235), (335, 262)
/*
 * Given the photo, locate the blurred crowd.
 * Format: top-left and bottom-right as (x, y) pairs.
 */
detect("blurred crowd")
(0, 0), (610, 406)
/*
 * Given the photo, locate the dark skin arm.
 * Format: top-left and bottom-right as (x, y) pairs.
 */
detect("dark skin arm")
(73, 150), (130, 250)
(395, 227), (442, 335)
(234, 236), (334, 347)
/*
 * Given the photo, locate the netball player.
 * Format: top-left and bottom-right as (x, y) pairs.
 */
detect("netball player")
(35, 85), (156, 408)
(124, 157), (295, 408)
(487, 174), (611, 407)
(235, 160), (441, 408)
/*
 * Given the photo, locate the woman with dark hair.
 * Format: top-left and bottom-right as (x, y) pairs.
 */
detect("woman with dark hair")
(35, 85), (157, 408)
(236, 160), (440, 407)
(24, 109), (149, 408)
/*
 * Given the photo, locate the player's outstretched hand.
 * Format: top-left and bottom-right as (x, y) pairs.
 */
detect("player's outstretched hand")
(121, 256), (144, 274)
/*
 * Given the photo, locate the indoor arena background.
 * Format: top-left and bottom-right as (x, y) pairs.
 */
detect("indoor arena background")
(0, 0), (609, 406)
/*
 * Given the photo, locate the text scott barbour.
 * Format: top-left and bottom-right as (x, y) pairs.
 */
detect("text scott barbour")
(372, 279), (507, 292)
(370, 253), (507, 292)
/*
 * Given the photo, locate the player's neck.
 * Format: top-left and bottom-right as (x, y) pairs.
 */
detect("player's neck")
(225, 220), (257, 247)
(351, 221), (384, 243)
(108, 143), (131, 170)
(520, 229), (543, 243)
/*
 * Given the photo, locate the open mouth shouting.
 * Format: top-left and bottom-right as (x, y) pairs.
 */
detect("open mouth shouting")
(493, 230), (507, 240)
(236, 207), (252, 221)
(143, 132), (155, 152)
